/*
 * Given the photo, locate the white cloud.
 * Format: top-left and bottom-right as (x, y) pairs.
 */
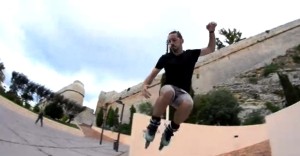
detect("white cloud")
(1, 0), (299, 111)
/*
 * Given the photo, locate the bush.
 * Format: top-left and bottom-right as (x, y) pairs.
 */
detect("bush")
(119, 123), (131, 135)
(248, 77), (258, 84)
(60, 115), (69, 123)
(138, 102), (153, 115)
(296, 44), (300, 51)
(24, 102), (31, 109)
(292, 55), (300, 64)
(196, 88), (241, 125)
(243, 110), (265, 125)
(264, 102), (280, 113)
(44, 103), (64, 120)
(263, 63), (279, 77)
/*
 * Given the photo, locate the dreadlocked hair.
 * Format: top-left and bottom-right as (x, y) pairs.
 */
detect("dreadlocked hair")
(169, 30), (183, 40)
(166, 40), (169, 54)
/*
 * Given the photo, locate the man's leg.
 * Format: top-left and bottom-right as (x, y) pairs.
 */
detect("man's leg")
(40, 117), (43, 127)
(145, 85), (175, 141)
(173, 93), (193, 124)
(35, 117), (40, 124)
(161, 92), (193, 146)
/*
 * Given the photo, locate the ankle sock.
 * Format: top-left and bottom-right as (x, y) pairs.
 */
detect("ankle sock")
(151, 116), (161, 122)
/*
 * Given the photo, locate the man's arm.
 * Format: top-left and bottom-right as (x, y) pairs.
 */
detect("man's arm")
(143, 68), (161, 86)
(142, 68), (161, 98)
(200, 22), (217, 56)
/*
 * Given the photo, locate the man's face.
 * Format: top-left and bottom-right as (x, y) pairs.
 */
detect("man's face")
(167, 33), (183, 53)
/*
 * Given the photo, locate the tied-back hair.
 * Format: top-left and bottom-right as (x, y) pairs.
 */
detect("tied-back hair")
(169, 30), (183, 39)
(166, 30), (183, 54)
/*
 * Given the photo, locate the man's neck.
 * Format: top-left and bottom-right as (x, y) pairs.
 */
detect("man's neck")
(172, 49), (183, 56)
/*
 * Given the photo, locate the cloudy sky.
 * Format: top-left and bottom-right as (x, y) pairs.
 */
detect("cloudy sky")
(0, 0), (299, 111)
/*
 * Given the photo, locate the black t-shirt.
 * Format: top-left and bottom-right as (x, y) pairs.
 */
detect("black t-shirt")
(155, 49), (201, 92)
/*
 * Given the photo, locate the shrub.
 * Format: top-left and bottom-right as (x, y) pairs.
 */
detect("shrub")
(243, 110), (265, 125)
(264, 102), (280, 113)
(44, 103), (64, 120)
(248, 77), (258, 84)
(263, 63), (279, 77)
(196, 88), (241, 125)
(138, 102), (153, 115)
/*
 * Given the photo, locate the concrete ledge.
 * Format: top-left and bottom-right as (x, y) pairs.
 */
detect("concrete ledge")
(129, 113), (268, 156)
(0, 95), (84, 137)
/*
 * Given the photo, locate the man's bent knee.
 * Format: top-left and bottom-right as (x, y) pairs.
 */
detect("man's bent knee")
(160, 85), (175, 98)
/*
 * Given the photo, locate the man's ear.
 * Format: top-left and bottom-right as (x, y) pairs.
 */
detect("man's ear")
(181, 39), (184, 44)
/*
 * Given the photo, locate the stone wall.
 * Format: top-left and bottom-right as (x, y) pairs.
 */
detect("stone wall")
(97, 18), (300, 124)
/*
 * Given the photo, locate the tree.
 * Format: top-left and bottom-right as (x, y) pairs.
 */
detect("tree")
(196, 88), (241, 125)
(0, 61), (5, 83)
(129, 105), (136, 127)
(114, 107), (120, 127)
(9, 71), (30, 97)
(138, 102), (153, 115)
(96, 107), (104, 127)
(216, 28), (246, 50)
(106, 107), (115, 127)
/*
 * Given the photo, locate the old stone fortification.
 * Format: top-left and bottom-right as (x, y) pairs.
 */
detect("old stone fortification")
(96, 18), (300, 123)
(56, 80), (85, 106)
(39, 80), (94, 125)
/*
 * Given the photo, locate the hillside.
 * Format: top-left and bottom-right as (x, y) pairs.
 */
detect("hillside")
(214, 44), (300, 121)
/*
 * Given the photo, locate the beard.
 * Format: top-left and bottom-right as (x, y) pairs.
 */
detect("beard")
(170, 46), (178, 53)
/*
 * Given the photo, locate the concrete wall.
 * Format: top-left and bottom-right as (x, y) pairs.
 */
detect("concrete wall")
(0, 95), (84, 137)
(98, 18), (300, 124)
(128, 101), (300, 156)
(129, 113), (268, 156)
(265, 101), (300, 156)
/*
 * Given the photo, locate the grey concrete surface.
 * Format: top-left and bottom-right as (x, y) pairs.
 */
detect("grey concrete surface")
(0, 103), (129, 156)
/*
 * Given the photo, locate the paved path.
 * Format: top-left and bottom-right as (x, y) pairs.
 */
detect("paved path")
(0, 103), (129, 156)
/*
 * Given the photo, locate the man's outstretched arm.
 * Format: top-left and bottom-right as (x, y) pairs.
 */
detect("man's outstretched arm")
(201, 22), (217, 56)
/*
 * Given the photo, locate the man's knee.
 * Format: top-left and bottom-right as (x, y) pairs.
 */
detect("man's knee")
(160, 85), (175, 98)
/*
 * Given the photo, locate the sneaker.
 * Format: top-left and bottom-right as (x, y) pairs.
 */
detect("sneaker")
(144, 119), (160, 142)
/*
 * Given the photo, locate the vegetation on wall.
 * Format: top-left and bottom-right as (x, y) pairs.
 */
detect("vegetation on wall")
(216, 28), (246, 50)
